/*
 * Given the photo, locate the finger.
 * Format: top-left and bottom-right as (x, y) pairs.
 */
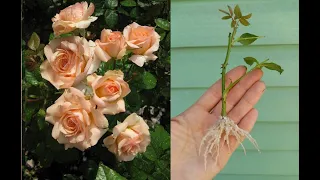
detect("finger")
(193, 66), (247, 112)
(211, 69), (263, 117)
(228, 81), (265, 123)
(238, 108), (258, 132)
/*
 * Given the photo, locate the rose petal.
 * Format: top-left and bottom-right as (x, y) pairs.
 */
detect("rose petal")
(129, 55), (146, 67)
(124, 113), (141, 126)
(118, 154), (136, 162)
(52, 122), (61, 139)
(113, 122), (128, 137)
(89, 125), (108, 146)
(144, 31), (160, 55)
(99, 99), (126, 115)
(83, 2), (95, 20)
(40, 60), (64, 89)
(45, 103), (62, 124)
(94, 42), (112, 62)
(91, 108), (109, 128)
(74, 20), (92, 29)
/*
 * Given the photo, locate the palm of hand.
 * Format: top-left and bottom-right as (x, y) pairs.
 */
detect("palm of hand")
(171, 66), (265, 180)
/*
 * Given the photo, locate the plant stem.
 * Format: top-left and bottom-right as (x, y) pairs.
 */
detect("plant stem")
(221, 23), (238, 117)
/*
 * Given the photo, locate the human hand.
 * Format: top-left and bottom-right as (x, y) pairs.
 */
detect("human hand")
(171, 66), (265, 180)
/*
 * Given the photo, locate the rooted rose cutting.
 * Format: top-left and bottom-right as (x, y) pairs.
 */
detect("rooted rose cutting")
(38, 1), (162, 161)
(199, 5), (284, 170)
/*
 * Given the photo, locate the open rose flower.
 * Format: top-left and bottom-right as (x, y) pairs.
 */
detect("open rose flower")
(45, 87), (109, 151)
(40, 36), (100, 89)
(52, 2), (97, 36)
(95, 29), (127, 62)
(85, 70), (130, 115)
(103, 113), (150, 161)
(123, 22), (160, 67)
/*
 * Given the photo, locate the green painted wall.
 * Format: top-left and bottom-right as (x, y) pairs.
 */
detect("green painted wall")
(171, 0), (299, 179)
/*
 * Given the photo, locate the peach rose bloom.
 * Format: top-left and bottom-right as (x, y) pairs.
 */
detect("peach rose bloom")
(86, 70), (130, 115)
(40, 36), (100, 89)
(45, 87), (109, 151)
(103, 113), (150, 161)
(52, 2), (97, 36)
(123, 22), (160, 67)
(95, 29), (127, 62)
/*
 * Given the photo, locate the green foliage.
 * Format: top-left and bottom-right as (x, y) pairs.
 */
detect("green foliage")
(238, 33), (259, 45)
(22, 0), (170, 179)
(96, 163), (127, 180)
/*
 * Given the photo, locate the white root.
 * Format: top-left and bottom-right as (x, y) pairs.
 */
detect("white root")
(199, 116), (260, 170)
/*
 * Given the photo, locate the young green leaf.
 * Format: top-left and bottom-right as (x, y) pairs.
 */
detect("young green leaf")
(219, 9), (230, 15)
(243, 13), (252, 19)
(238, 33), (259, 45)
(260, 62), (284, 74)
(239, 18), (250, 26)
(244, 57), (259, 66)
(155, 18), (170, 31)
(28, 32), (40, 51)
(95, 163), (126, 180)
(234, 5), (242, 19)
(120, 0), (137, 7)
(227, 5), (233, 16)
(222, 16), (231, 20)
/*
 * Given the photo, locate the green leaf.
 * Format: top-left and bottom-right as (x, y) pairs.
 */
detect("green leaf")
(234, 5), (242, 19)
(125, 89), (141, 112)
(49, 33), (55, 41)
(219, 9), (229, 15)
(243, 13), (252, 19)
(28, 32), (40, 51)
(222, 16), (231, 20)
(260, 62), (284, 74)
(104, 9), (119, 29)
(118, 7), (130, 16)
(130, 7), (138, 19)
(244, 57), (259, 66)
(24, 107), (35, 123)
(159, 32), (166, 41)
(227, 5), (233, 16)
(239, 18), (250, 26)
(105, 0), (118, 9)
(155, 18), (170, 31)
(142, 72), (157, 89)
(95, 163), (127, 180)
(25, 70), (39, 86)
(120, 0), (137, 7)
(238, 33), (259, 45)
(143, 145), (157, 161)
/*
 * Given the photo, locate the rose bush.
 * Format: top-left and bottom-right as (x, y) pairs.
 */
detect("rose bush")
(22, 0), (170, 179)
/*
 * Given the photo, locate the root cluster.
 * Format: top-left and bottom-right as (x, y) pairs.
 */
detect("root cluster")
(199, 116), (260, 170)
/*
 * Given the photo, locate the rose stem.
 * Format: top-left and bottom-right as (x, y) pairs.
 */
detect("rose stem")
(221, 20), (238, 117)
(220, 19), (263, 117)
